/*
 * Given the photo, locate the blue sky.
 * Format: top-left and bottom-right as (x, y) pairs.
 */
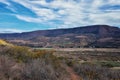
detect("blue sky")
(0, 0), (120, 33)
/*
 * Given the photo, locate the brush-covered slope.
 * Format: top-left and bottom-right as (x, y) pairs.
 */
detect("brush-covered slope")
(0, 25), (120, 48)
(0, 39), (13, 46)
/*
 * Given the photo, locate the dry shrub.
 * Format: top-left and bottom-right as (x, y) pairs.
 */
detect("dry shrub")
(0, 46), (69, 80)
(73, 63), (120, 80)
(0, 55), (22, 80)
(21, 59), (68, 80)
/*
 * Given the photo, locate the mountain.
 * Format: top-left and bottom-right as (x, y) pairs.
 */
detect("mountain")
(0, 25), (120, 48)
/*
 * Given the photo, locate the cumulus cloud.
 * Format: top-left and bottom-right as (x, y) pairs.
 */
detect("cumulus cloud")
(4, 0), (120, 28)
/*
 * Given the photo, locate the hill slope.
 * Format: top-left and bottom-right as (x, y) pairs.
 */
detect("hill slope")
(0, 25), (120, 48)
(0, 39), (12, 46)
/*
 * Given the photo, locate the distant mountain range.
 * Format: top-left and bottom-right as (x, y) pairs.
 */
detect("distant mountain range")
(0, 25), (120, 48)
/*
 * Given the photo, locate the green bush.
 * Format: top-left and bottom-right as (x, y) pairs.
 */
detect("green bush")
(100, 61), (120, 68)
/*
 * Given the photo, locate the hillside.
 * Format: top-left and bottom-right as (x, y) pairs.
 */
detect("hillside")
(0, 39), (12, 46)
(0, 25), (120, 48)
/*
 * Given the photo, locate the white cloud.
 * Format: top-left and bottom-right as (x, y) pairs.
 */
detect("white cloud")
(16, 15), (42, 23)
(0, 28), (24, 33)
(108, 0), (120, 5)
(0, 0), (10, 5)
(8, 0), (120, 28)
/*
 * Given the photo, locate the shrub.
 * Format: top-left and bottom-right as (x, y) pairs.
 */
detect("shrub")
(73, 63), (120, 80)
(21, 58), (69, 80)
(0, 46), (70, 80)
(100, 61), (120, 68)
(0, 55), (22, 80)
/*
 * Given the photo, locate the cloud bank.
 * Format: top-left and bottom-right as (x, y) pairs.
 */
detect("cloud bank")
(0, 0), (120, 31)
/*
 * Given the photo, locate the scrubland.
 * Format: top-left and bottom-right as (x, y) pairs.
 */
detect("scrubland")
(0, 45), (120, 80)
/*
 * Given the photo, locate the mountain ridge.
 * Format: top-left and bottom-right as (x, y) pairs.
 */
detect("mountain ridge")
(0, 25), (120, 48)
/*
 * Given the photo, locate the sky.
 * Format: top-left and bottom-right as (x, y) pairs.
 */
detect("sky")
(0, 0), (120, 33)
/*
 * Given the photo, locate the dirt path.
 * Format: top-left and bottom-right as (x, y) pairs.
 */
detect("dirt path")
(66, 66), (82, 80)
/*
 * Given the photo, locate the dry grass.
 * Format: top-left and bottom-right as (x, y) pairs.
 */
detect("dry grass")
(55, 48), (120, 52)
